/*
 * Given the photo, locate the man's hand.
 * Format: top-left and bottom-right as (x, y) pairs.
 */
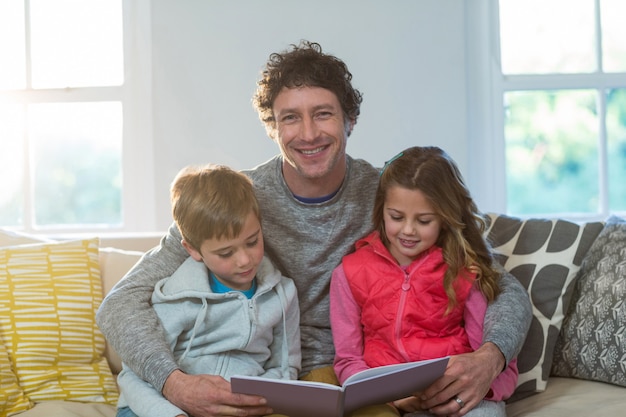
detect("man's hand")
(419, 343), (504, 417)
(163, 370), (273, 417)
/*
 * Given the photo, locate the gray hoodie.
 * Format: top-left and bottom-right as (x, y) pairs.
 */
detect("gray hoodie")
(116, 255), (301, 417)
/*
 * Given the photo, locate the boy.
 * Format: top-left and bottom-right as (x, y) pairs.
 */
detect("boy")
(115, 165), (300, 417)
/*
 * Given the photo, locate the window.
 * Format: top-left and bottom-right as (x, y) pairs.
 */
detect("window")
(0, 0), (153, 234)
(466, 0), (626, 220)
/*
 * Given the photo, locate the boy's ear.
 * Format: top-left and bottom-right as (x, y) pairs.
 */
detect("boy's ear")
(182, 239), (203, 261)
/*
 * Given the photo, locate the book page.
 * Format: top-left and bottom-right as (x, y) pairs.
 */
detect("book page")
(231, 376), (343, 417)
(231, 357), (449, 417)
(344, 357), (447, 384)
(343, 357), (449, 414)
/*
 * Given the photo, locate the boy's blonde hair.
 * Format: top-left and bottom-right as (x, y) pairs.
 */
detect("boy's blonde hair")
(170, 164), (260, 251)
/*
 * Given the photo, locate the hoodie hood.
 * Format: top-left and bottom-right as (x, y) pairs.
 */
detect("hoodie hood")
(152, 256), (284, 303)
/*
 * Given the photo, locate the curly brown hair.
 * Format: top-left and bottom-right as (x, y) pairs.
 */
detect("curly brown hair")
(252, 40), (363, 135)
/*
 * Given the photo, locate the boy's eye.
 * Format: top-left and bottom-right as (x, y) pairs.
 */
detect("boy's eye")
(217, 251), (233, 259)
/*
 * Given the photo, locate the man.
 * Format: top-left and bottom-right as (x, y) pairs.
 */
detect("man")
(97, 41), (531, 417)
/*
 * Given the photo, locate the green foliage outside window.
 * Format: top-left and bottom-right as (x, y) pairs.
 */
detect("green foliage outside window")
(505, 88), (626, 216)
(34, 141), (122, 227)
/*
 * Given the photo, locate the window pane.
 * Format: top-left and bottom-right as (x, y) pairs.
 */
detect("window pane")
(601, 0), (626, 72)
(29, 102), (122, 228)
(0, 1), (26, 90)
(606, 89), (626, 211)
(0, 104), (25, 226)
(30, 0), (124, 88)
(504, 90), (599, 215)
(499, 0), (596, 74)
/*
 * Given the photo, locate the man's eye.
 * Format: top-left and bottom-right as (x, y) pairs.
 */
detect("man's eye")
(315, 111), (332, 119)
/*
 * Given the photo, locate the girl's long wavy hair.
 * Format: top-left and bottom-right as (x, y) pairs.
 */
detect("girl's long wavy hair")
(374, 146), (501, 311)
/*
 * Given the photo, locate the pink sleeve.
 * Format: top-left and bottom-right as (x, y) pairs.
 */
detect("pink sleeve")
(464, 284), (488, 351)
(330, 264), (370, 384)
(465, 283), (519, 401)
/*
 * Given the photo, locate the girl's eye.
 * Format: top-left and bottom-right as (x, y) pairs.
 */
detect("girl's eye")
(390, 216), (403, 222)
(246, 238), (259, 248)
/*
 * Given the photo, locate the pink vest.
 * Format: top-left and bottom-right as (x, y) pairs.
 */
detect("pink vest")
(342, 231), (475, 368)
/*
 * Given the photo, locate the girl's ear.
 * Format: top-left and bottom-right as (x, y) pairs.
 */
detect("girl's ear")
(182, 239), (203, 261)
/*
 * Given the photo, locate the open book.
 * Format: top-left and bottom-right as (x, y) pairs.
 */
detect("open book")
(231, 356), (448, 417)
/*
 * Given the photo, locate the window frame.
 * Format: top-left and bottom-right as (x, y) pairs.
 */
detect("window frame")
(1, 0), (155, 234)
(466, 0), (626, 221)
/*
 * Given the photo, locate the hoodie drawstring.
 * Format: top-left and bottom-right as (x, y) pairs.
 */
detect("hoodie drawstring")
(181, 297), (209, 362)
(274, 283), (291, 379)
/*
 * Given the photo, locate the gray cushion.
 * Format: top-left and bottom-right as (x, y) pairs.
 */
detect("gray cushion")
(485, 213), (604, 400)
(551, 215), (626, 387)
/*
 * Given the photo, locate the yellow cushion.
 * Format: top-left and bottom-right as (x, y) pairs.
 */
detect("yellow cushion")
(0, 239), (118, 405)
(0, 337), (33, 416)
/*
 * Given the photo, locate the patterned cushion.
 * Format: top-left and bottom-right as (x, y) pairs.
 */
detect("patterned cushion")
(551, 215), (626, 386)
(0, 337), (33, 416)
(485, 213), (604, 400)
(0, 239), (118, 405)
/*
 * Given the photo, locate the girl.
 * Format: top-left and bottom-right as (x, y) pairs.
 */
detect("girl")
(330, 146), (518, 417)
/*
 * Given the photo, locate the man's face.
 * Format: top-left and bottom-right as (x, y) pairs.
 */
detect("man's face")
(271, 86), (352, 189)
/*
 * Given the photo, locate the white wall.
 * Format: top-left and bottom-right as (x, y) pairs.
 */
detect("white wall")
(150, 0), (468, 229)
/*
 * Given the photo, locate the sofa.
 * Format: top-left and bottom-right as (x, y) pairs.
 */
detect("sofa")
(1, 213), (625, 416)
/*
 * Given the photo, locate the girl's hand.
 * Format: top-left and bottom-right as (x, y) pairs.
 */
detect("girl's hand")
(392, 394), (423, 413)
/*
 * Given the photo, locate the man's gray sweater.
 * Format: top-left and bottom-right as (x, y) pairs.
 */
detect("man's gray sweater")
(96, 155), (531, 392)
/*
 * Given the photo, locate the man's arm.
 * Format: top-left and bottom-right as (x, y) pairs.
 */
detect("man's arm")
(483, 265), (532, 362)
(96, 223), (189, 391)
